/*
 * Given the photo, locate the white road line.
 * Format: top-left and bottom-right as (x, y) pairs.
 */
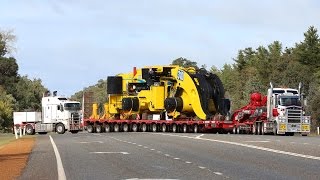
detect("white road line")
(185, 161), (192, 164)
(155, 133), (320, 161)
(143, 146), (148, 149)
(49, 135), (66, 180)
(198, 166), (206, 169)
(165, 154), (171, 157)
(195, 134), (204, 138)
(138, 145), (142, 147)
(214, 172), (223, 176)
(303, 143), (309, 145)
(132, 143), (137, 145)
(290, 142), (296, 144)
(90, 152), (130, 155)
(157, 151), (162, 153)
(173, 158), (180, 160)
(150, 149), (155, 151)
(244, 141), (270, 143)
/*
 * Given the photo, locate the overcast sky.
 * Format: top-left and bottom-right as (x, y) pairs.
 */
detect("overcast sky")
(1, 0), (320, 96)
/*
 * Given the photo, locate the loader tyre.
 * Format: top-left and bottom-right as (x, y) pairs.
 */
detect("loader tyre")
(152, 124), (157, 132)
(162, 124), (166, 132)
(56, 123), (65, 134)
(26, 124), (35, 135)
(172, 124), (177, 133)
(123, 124), (129, 132)
(232, 126), (237, 134)
(182, 124), (188, 133)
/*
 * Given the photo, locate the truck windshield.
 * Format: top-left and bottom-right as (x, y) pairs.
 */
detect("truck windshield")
(279, 97), (301, 106)
(64, 103), (81, 110)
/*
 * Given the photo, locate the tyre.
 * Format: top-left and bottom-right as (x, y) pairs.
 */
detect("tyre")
(123, 124), (129, 132)
(26, 124), (35, 135)
(38, 132), (48, 135)
(132, 124), (138, 132)
(273, 124), (277, 135)
(233, 126), (237, 134)
(162, 124), (166, 132)
(56, 123), (66, 134)
(141, 124), (147, 132)
(152, 124), (157, 132)
(105, 124), (111, 132)
(193, 124), (198, 133)
(96, 124), (103, 133)
(261, 123), (265, 135)
(182, 124), (188, 133)
(236, 126), (240, 134)
(252, 124), (257, 135)
(172, 124), (177, 133)
(71, 130), (79, 134)
(257, 123), (261, 135)
(114, 124), (120, 132)
(87, 125), (94, 133)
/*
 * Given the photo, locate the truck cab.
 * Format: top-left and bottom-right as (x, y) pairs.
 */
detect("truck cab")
(267, 84), (310, 135)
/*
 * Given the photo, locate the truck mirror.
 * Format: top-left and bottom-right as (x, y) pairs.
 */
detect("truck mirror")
(60, 104), (64, 111)
(57, 105), (60, 110)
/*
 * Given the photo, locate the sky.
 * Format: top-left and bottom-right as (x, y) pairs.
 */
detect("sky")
(1, 0), (320, 97)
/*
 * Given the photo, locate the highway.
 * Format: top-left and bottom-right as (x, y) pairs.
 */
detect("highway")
(20, 132), (320, 180)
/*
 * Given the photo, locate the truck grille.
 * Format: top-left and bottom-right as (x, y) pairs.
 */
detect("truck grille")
(287, 108), (302, 123)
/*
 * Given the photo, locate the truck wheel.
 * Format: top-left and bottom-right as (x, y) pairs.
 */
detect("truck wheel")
(141, 124), (147, 132)
(26, 124), (35, 135)
(87, 125), (94, 133)
(105, 124), (111, 133)
(172, 124), (177, 133)
(96, 124), (103, 133)
(152, 124), (157, 132)
(132, 124), (138, 132)
(193, 125), (198, 133)
(38, 132), (48, 135)
(162, 124), (166, 132)
(71, 130), (79, 134)
(252, 124), (257, 135)
(56, 123), (65, 134)
(182, 124), (188, 133)
(261, 123), (265, 135)
(233, 126), (237, 134)
(236, 126), (240, 134)
(123, 124), (129, 132)
(257, 123), (261, 135)
(114, 124), (120, 132)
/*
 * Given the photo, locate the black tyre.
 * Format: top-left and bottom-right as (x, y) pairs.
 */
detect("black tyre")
(38, 132), (48, 135)
(182, 124), (188, 133)
(141, 124), (147, 132)
(233, 126), (237, 134)
(193, 124), (198, 133)
(96, 124), (103, 133)
(132, 124), (138, 132)
(162, 124), (166, 132)
(87, 125), (94, 133)
(105, 124), (111, 133)
(26, 124), (35, 135)
(56, 123), (66, 134)
(71, 130), (79, 134)
(123, 124), (129, 132)
(114, 124), (120, 132)
(172, 124), (177, 133)
(152, 124), (157, 132)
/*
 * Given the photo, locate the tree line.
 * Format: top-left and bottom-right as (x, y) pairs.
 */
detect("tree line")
(0, 30), (47, 131)
(72, 26), (320, 131)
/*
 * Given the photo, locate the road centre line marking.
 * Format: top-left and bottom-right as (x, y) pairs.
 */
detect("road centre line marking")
(244, 141), (270, 143)
(49, 135), (67, 180)
(214, 172), (223, 176)
(198, 166), (206, 169)
(174, 158), (180, 160)
(185, 161), (192, 164)
(155, 133), (320, 161)
(90, 152), (130, 155)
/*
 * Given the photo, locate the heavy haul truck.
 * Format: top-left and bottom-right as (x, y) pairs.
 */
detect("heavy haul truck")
(13, 91), (82, 135)
(231, 83), (310, 136)
(83, 65), (311, 135)
(83, 65), (231, 133)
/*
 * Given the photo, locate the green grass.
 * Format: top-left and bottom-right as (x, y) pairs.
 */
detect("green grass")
(0, 133), (16, 147)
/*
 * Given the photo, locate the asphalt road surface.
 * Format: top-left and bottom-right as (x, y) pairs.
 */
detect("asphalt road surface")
(20, 132), (320, 180)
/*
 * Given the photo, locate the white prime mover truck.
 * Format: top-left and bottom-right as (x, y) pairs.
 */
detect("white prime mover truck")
(13, 91), (81, 135)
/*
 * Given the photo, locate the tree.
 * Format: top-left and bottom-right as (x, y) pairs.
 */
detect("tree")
(171, 57), (199, 69)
